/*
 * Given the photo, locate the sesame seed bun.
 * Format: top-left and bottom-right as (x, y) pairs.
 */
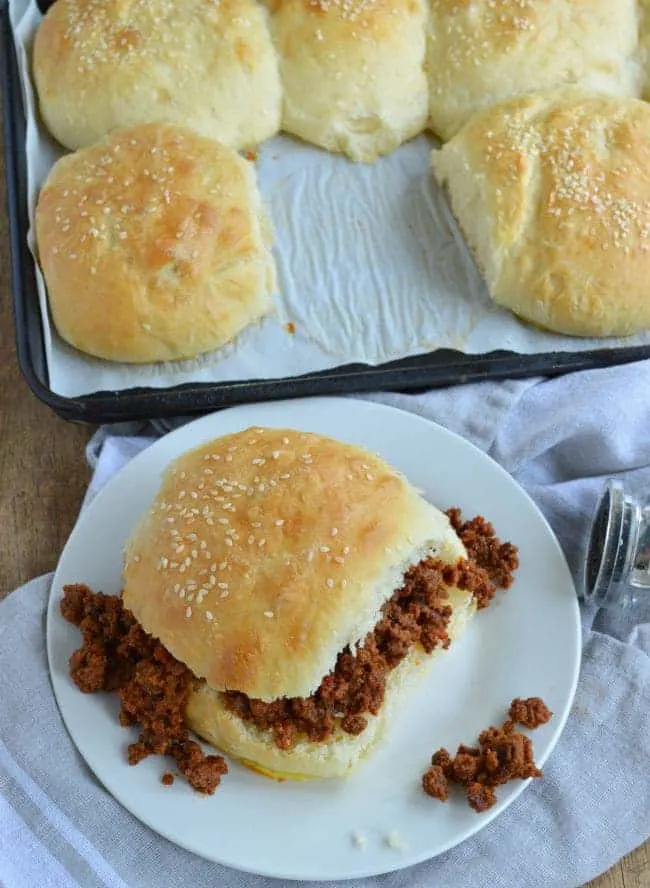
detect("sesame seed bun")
(268, 0), (429, 163)
(122, 427), (469, 702)
(432, 90), (650, 338)
(33, 0), (281, 152)
(426, 0), (640, 142)
(35, 123), (276, 363)
(185, 589), (474, 781)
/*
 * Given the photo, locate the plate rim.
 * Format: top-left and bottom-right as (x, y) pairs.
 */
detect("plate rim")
(47, 395), (582, 881)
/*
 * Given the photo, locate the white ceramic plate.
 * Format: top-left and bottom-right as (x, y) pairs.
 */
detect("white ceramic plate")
(47, 397), (581, 881)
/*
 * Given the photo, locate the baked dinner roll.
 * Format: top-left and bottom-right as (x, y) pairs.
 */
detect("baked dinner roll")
(427, 0), (640, 142)
(123, 427), (476, 778)
(35, 124), (276, 363)
(33, 0), (281, 151)
(432, 91), (650, 338)
(269, 0), (429, 162)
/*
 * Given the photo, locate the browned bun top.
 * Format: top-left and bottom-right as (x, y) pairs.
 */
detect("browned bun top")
(432, 90), (650, 337)
(123, 427), (465, 700)
(33, 0), (282, 151)
(35, 123), (276, 363)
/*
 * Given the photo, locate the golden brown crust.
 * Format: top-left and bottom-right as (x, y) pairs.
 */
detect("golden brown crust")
(123, 427), (467, 700)
(427, 0), (640, 141)
(432, 91), (650, 337)
(269, 0), (428, 162)
(33, 0), (281, 151)
(35, 123), (276, 363)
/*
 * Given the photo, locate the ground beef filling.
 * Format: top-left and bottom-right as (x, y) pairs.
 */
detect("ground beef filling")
(422, 697), (552, 812)
(60, 584), (228, 794)
(224, 510), (519, 750)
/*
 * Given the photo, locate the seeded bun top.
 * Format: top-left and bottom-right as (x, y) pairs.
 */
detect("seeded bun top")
(432, 91), (650, 337)
(35, 123), (276, 363)
(123, 426), (466, 700)
(33, 0), (281, 151)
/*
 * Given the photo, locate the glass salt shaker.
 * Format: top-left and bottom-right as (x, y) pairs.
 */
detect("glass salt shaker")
(583, 480), (650, 609)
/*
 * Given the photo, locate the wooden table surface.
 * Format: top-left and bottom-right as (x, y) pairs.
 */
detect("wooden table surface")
(0, 120), (647, 888)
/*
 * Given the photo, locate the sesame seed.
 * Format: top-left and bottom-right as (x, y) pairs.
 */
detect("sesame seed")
(264, 611), (274, 618)
(205, 611), (214, 621)
(185, 607), (192, 619)
(282, 437), (290, 445)
(252, 522), (261, 528)
(218, 518), (229, 525)
(331, 528), (338, 536)
(225, 538), (233, 547)
(320, 546), (330, 553)
(272, 451), (280, 459)
(275, 519), (284, 526)
(335, 556), (344, 564)
(326, 579), (334, 588)
(217, 582), (228, 590)
(307, 550), (315, 562)
(258, 538), (266, 548)
(366, 473), (374, 481)
(248, 535), (255, 544)
(343, 546), (350, 554)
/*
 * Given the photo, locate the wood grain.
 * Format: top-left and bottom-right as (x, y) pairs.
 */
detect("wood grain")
(0, 84), (646, 888)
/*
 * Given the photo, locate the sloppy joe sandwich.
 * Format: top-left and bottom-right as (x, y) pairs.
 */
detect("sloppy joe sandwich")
(61, 427), (518, 788)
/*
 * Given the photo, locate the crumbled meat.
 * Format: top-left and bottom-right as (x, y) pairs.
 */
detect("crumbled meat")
(161, 773), (174, 786)
(509, 697), (553, 729)
(422, 765), (449, 801)
(60, 584), (228, 794)
(421, 697), (550, 813)
(451, 751), (482, 785)
(223, 558), (455, 746)
(467, 783), (497, 813)
(172, 739), (228, 795)
(431, 747), (453, 775)
(225, 509), (518, 748)
(446, 509), (519, 608)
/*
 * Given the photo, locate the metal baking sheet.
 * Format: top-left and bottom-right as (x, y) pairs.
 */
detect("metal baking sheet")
(3, 4), (650, 423)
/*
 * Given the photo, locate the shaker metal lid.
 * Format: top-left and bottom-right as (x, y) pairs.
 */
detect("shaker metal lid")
(583, 480), (642, 607)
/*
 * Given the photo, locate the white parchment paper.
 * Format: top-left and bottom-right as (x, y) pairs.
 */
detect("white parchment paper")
(10, 0), (650, 398)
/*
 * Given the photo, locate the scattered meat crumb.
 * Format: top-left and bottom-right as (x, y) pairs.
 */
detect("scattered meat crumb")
(446, 509), (519, 608)
(161, 773), (174, 786)
(244, 149), (258, 162)
(285, 321), (296, 334)
(509, 697), (553, 729)
(421, 698), (551, 813)
(421, 765), (448, 801)
(60, 584), (228, 795)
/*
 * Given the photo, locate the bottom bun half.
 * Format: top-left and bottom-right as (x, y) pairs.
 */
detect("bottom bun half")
(185, 585), (476, 781)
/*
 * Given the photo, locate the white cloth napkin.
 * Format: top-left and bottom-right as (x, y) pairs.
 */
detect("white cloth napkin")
(2, 365), (650, 888)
